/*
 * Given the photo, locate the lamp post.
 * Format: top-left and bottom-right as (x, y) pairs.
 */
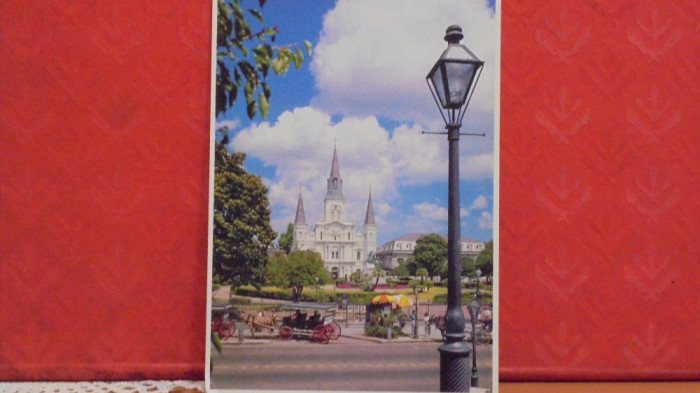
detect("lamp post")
(475, 268), (482, 301)
(413, 286), (420, 339)
(315, 276), (320, 300)
(467, 298), (481, 387)
(426, 25), (484, 392)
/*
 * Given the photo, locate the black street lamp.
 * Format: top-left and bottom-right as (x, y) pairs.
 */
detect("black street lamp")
(475, 268), (482, 301)
(413, 286), (420, 339)
(426, 25), (484, 392)
(467, 298), (481, 387)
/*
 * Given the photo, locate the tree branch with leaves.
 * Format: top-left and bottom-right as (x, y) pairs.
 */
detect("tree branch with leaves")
(216, 0), (312, 119)
(213, 143), (277, 289)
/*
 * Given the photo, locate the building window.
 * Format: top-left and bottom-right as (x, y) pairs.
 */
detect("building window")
(357, 251), (361, 260)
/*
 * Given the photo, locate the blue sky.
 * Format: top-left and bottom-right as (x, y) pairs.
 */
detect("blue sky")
(217, 0), (497, 246)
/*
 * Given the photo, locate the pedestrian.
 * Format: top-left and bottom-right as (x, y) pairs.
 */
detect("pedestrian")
(423, 312), (430, 336)
(480, 305), (493, 332)
(410, 311), (417, 338)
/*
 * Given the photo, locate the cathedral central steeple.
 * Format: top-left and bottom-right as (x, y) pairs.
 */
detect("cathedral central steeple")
(324, 144), (346, 222)
(326, 145), (344, 200)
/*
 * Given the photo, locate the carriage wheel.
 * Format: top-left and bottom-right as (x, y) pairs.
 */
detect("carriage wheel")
(217, 324), (233, 341)
(476, 329), (490, 345)
(312, 325), (330, 344)
(279, 326), (293, 340)
(329, 321), (342, 340)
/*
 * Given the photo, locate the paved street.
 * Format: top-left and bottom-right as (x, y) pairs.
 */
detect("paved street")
(211, 326), (492, 392)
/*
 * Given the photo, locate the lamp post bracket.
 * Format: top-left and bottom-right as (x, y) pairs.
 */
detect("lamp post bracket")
(421, 130), (485, 137)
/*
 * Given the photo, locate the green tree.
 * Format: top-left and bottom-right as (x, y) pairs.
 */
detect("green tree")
(216, 0), (312, 119)
(461, 256), (476, 278)
(213, 143), (277, 289)
(278, 223), (294, 254)
(266, 250), (329, 302)
(349, 270), (367, 287)
(405, 257), (419, 276)
(371, 265), (386, 289)
(412, 234), (448, 277)
(415, 267), (429, 284)
(390, 261), (410, 278)
(475, 240), (493, 280)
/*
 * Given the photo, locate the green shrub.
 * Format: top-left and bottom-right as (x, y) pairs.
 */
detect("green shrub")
(364, 310), (404, 339)
(432, 292), (473, 304)
(229, 296), (252, 305)
(300, 291), (340, 303)
(211, 299), (229, 308)
(347, 292), (374, 304)
(234, 286), (378, 306)
(432, 292), (492, 305)
(235, 287), (294, 300)
(364, 325), (402, 339)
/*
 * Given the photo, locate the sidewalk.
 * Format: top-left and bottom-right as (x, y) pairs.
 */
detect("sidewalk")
(220, 321), (447, 344)
(342, 321), (446, 343)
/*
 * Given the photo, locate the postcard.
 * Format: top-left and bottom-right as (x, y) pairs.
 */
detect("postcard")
(206, 1), (499, 392)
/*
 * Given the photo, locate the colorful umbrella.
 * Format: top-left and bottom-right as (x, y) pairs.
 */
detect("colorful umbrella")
(393, 294), (413, 308)
(370, 294), (395, 304)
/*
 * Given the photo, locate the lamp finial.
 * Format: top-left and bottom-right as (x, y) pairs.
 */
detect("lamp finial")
(444, 25), (463, 44)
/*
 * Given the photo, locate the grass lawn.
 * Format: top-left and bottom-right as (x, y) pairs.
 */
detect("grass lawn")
(302, 284), (491, 302)
(230, 284), (492, 303)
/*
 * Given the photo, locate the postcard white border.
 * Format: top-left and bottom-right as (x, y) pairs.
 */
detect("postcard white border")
(205, 0), (217, 389)
(204, 1), (501, 391)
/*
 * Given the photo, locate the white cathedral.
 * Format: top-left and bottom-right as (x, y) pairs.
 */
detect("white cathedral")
(292, 146), (377, 279)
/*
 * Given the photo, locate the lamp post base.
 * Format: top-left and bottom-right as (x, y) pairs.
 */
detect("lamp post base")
(438, 340), (472, 392)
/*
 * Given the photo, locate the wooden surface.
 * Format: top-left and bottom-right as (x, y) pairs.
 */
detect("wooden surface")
(501, 382), (700, 393)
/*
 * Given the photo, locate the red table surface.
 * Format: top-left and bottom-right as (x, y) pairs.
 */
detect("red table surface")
(1, 0), (698, 382)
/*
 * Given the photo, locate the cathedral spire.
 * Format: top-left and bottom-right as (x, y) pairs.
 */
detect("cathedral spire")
(364, 187), (376, 225)
(326, 144), (343, 199)
(294, 191), (306, 224)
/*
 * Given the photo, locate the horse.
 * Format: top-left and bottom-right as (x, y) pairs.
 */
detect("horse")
(429, 315), (446, 340)
(241, 311), (277, 338)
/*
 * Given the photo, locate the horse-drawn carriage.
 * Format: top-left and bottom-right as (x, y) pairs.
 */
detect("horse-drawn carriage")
(278, 303), (341, 344)
(211, 305), (240, 341)
(430, 304), (493, 344)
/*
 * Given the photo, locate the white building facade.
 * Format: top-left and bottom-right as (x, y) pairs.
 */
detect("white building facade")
(375, 233), (484, 270)
(292, 146), (377, 279)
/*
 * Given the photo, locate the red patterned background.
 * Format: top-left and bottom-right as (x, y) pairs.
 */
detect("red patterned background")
(1, 0), (698, 383)
(0, 1), (212, 380)
(499, 0), (699, 381)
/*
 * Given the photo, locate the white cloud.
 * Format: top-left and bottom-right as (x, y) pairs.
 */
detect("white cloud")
(470, 195), (488, 210)
(478, 211), (493, 229)
(231, 104), (491, 239)
(232, 107), (396, 232)
(311, 0), (496, 129)
(413, 202), (448, 220)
